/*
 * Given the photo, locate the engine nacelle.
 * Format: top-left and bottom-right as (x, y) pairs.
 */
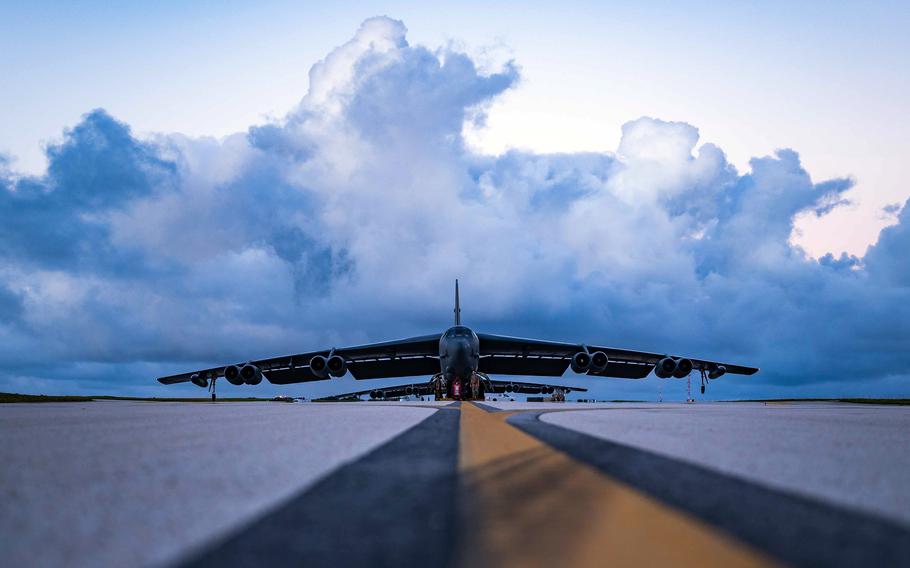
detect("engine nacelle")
(505, 383), (515, 393)
(673, 358), (693, 378)
(654, 357), (677, 379)
(405, 385), (415, 395)
(309, 355), (328, 378)
(673, 358), (692, 379)
(571, 351), (592, 373)
(190, 373), (208, 388)
(240, 363), (262, 385)
(327, 355), (347, 377)
(223, 365), (244, 385)
(589, 351), (609, 373)
(708, 365), (726, 380)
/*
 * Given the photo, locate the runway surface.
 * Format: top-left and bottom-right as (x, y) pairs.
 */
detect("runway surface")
(2, 400), (909, 567)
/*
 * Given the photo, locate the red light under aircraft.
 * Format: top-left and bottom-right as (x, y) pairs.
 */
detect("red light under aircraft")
(158, 281), (758, 400)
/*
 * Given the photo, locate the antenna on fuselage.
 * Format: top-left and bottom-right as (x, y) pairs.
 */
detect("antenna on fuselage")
(454, 279), (461, 325)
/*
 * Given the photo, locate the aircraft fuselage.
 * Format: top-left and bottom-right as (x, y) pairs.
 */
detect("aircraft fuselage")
(438, 325), (480, 399)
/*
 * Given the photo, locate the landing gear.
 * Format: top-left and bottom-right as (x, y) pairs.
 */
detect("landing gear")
(432, 374), (445, 400)
(476, 372), (493, 401)
(436, 372), (490, 401)
(699, 369), (707, 395)
(209, 377), (217, 402)
(470, 373), (480, 400)
(686, 370), (695, 403)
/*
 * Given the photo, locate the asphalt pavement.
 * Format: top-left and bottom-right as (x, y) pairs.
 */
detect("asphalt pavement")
(0, 401), (436, 567)
(541, 402), (910, 526)
(1, 400), (908, 567)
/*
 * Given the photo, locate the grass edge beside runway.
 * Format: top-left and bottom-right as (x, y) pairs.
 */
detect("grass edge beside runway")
(734, 398), (910, 405)
(0, 392), (280, 403)
(4, 391), (909, 405)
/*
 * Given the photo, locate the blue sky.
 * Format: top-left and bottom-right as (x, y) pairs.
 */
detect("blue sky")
(1, 3), (909, 400)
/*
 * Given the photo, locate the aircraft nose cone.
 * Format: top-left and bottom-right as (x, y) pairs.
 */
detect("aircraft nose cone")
(453, 339), (469, 356)
(446, 338), (472, 375)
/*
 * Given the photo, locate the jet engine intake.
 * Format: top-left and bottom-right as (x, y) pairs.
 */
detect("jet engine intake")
(327, 355), (347, 377)
(673, 358), (693, 378)
(240, 363), (262, 385)
(224, 365), (244, 385)
(309, 355), (328, 378)
(708, 365), (726, 380)
(589, 351), (609, 373)
(654, 357), (677, 379)
(571, 351), (592, 373)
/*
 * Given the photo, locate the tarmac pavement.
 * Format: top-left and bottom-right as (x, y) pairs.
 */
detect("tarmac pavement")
(0, 400), (435, 567)
(2, 400), (908, 567)
(541, 402), (910, 526)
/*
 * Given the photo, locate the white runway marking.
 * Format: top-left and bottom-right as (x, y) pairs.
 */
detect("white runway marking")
(5, 400), (908, 567)
(0, 401), (436, 567)
(542, 402), (910, 526)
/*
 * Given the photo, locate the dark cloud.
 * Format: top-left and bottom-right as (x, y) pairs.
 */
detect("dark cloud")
(0, 17), (908, 399)
(0, 109), (176, 271)
(0, 284), (23, 324)
(882, 202), (902, 216)
(865, 197), (910, 287)
(247, 124), (314, 161)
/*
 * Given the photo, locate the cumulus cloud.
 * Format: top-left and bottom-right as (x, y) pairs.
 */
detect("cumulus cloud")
(1, 16), (907, 398)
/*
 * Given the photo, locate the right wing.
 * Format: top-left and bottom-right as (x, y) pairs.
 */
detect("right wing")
(156, 334), (441, 385)
(477, 333), (758, 379)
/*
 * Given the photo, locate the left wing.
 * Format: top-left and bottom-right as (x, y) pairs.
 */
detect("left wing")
(477, 333), (758, 379)
(157, 334), (441, 386)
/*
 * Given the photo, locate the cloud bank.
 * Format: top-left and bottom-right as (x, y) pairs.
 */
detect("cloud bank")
(1, 17), (908, 399)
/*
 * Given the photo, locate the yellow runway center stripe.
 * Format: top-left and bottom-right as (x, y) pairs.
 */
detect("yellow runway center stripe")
(457, 403), (778, 567)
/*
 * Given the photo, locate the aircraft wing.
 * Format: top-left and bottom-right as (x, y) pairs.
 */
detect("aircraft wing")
(156, 333), (441, 385)
(313, 379), (588, 401)
(485, 379), (588, 395)
(476, 333), (758, 379)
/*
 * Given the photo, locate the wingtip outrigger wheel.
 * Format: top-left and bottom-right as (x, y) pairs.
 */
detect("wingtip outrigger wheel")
(700, 369), (707, 395)
(209, 377), (217, 402)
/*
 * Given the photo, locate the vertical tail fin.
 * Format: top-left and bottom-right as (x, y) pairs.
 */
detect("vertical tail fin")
(454, 279), (461, 325)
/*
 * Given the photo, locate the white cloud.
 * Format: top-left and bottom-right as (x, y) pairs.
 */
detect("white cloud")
(0, 17), (907, 399)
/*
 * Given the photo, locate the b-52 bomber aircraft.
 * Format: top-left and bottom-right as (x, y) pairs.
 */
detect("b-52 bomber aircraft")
(158, 281), (758, 400)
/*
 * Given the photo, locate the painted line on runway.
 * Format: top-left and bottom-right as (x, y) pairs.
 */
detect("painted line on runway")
(471, 401), (505, 413)
(177, 402), (910, 567)
(181, 406), (461, 568)
(509, 410), (910, 568)
(457, 402), (775, 567)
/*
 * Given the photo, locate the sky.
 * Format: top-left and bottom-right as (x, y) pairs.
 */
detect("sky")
(0, 2), (908, 400)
